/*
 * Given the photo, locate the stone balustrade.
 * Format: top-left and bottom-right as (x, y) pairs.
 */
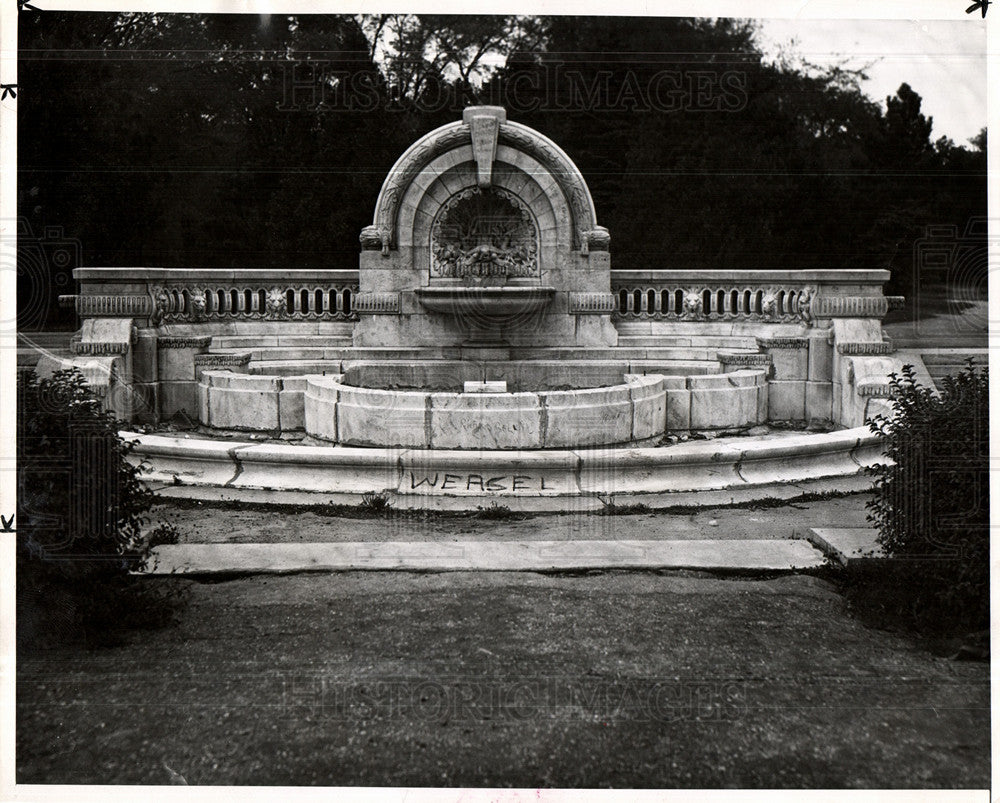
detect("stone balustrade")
(610, 269), (891, 323)
(66, 268), (361, 324)
(66, 267), (892, 326)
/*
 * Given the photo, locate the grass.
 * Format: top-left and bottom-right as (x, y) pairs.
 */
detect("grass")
(16, 571), (989, 788)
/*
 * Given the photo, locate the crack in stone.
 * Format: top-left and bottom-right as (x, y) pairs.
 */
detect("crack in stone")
(224, 445), (250, 487)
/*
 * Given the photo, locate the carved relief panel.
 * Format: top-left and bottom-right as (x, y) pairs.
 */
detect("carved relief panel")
(429, 187), (540, 281)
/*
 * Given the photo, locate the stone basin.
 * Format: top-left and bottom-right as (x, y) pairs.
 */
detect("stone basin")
(414, 286), (556, 324)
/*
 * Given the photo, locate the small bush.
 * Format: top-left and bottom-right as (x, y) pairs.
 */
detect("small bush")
(17, 369), (185, 647)
(475, 501), (515, 520)
(600, 499), (651, 516)
(359, 490), (392, 515)
(860, 360), (988, 632)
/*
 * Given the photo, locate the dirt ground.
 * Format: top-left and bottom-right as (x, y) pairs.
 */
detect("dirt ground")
(17, 567), (989, 788)
(155, 493), (874, 544)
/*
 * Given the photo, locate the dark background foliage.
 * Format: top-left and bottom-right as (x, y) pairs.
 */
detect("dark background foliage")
(18, 14), (986, 328)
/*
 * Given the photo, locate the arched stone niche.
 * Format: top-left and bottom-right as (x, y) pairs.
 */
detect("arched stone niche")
(355, 106), (617, 349)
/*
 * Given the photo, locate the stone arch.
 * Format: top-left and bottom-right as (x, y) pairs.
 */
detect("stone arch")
(397, 150), (570, 251)
(369, 110), (598, 250)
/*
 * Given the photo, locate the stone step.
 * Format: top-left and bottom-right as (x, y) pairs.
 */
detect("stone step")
(892, 350), (938, 393)
(246, 357), (721, 378)
(231, 346), (728, 364)
(805, 528), (884, 566)
(249, 360), (344, 376)
(143, 538), (827, 575)
(18, 331), (75, 348)
(617, 336), (757, 350)
(210, 333), (354, 349)
(16, 331), (75, 368)
(916, 350), (987, 382)
(17, 348), (73, 367)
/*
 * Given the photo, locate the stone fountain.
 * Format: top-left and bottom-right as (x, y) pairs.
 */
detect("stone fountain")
(54, 105), (909, 508)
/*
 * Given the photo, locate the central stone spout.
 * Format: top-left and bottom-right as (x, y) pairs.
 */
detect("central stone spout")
(414, 285), (556, 343)
(415, 285), (555, 322)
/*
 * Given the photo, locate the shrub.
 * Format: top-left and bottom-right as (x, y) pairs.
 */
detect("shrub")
(861, 360), (988, 632)
(475, 501), (515, 520)
(359, 490), (392, 515)
(17, 368), (184, 647)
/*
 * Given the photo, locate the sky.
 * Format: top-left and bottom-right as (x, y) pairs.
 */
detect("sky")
(756, 18), (987, 145)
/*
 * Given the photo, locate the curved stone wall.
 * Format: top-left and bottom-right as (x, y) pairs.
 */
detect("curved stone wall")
(124, 424), (884, 511)
(304, 374), (667, 449)
(199, 368), (770, 444)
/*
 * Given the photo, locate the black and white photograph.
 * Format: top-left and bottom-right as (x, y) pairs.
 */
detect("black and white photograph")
(1, 0), (992, 799)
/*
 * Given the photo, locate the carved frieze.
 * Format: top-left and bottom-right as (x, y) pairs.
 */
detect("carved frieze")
(193, 353), (252, 367)
(810, 295), (890, 319)
(836, 341), (896, 355)
(69, 294), (152, 317)
(568, 292), (617, 314)
(717, 352), (773, 366)
(157, 336), (212, 349)
(756, 336), (808, 350)
(353, 292), (402, 315)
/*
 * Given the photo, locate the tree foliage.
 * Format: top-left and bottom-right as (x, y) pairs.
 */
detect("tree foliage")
(19, 13), (986, 326)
